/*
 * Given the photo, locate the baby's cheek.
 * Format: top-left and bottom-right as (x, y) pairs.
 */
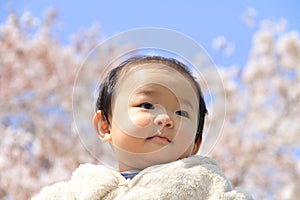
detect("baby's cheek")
(176, 122), (197, 140)
(130, 113), (152, 128)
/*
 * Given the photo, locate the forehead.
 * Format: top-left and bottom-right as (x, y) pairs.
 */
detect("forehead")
(114, 63), (199, 101)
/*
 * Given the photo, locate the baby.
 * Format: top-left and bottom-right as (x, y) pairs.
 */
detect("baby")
(33, 56), (252, 199)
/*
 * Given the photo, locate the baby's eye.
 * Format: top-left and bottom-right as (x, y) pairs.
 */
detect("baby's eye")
(175, 110), (189, 118)
(139, 103), (154, 110)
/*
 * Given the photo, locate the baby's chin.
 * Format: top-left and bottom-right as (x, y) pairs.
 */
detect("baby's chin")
(115, 150), (182, 171)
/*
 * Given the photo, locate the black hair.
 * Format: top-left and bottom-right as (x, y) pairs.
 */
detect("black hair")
(95, 55), (207, 143)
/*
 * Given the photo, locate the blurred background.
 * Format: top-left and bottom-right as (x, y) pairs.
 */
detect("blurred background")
(0, 1), (299, 199)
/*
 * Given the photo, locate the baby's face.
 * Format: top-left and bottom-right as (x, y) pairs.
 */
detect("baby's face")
(109, 63), (200, 171)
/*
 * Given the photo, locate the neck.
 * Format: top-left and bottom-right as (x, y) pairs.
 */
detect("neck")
(118, 161), (141, 172)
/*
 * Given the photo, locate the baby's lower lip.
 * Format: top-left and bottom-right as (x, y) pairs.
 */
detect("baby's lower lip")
(148, 136), (170, 145)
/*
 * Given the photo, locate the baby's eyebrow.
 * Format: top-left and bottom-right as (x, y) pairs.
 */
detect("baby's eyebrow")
(135, 89), (194, 109)
(179, 98), (194, 110)
(135, 89), (156, 96)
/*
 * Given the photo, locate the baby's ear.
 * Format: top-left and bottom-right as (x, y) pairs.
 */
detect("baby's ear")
(93, 110), (112, 142)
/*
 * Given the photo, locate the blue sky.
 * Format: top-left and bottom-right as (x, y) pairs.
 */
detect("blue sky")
(1, 1), (299, 67)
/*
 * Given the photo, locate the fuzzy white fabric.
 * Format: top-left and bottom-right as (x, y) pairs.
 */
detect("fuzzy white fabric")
(32, 156), (253, 200)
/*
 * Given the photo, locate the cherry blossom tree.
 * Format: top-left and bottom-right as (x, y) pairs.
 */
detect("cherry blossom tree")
(0, 9), (112, 199)
(211, 18), (300, 199)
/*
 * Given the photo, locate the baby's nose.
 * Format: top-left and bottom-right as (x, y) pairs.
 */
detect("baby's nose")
(154, 114), (174, 128)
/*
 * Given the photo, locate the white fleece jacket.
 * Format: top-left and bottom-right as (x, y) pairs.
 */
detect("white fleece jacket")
(32, 156), (253, 200)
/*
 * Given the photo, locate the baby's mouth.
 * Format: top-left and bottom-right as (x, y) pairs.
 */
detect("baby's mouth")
(147, 135), (171, 145)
